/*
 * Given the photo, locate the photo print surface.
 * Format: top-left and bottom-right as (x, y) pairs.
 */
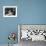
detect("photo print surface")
(3, 6), (17, 17)
(18, 25), (46, 41)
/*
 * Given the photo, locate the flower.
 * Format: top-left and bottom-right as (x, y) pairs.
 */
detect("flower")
(8, 32), (16, 41)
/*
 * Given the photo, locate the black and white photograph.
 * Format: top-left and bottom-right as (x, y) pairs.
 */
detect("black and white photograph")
(18, 24), (46, 46)
(3, 6), (17, 17)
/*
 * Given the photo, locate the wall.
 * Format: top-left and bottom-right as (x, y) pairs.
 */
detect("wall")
(0, 0), (46, 44)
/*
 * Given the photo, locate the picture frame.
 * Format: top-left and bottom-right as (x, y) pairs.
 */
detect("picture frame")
(3, 6), (17, 17)
(18, 24), (46, 42)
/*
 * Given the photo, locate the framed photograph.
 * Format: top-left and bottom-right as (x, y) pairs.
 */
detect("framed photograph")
(18, 24), (46, 42)
(3, 6), (17, 17)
